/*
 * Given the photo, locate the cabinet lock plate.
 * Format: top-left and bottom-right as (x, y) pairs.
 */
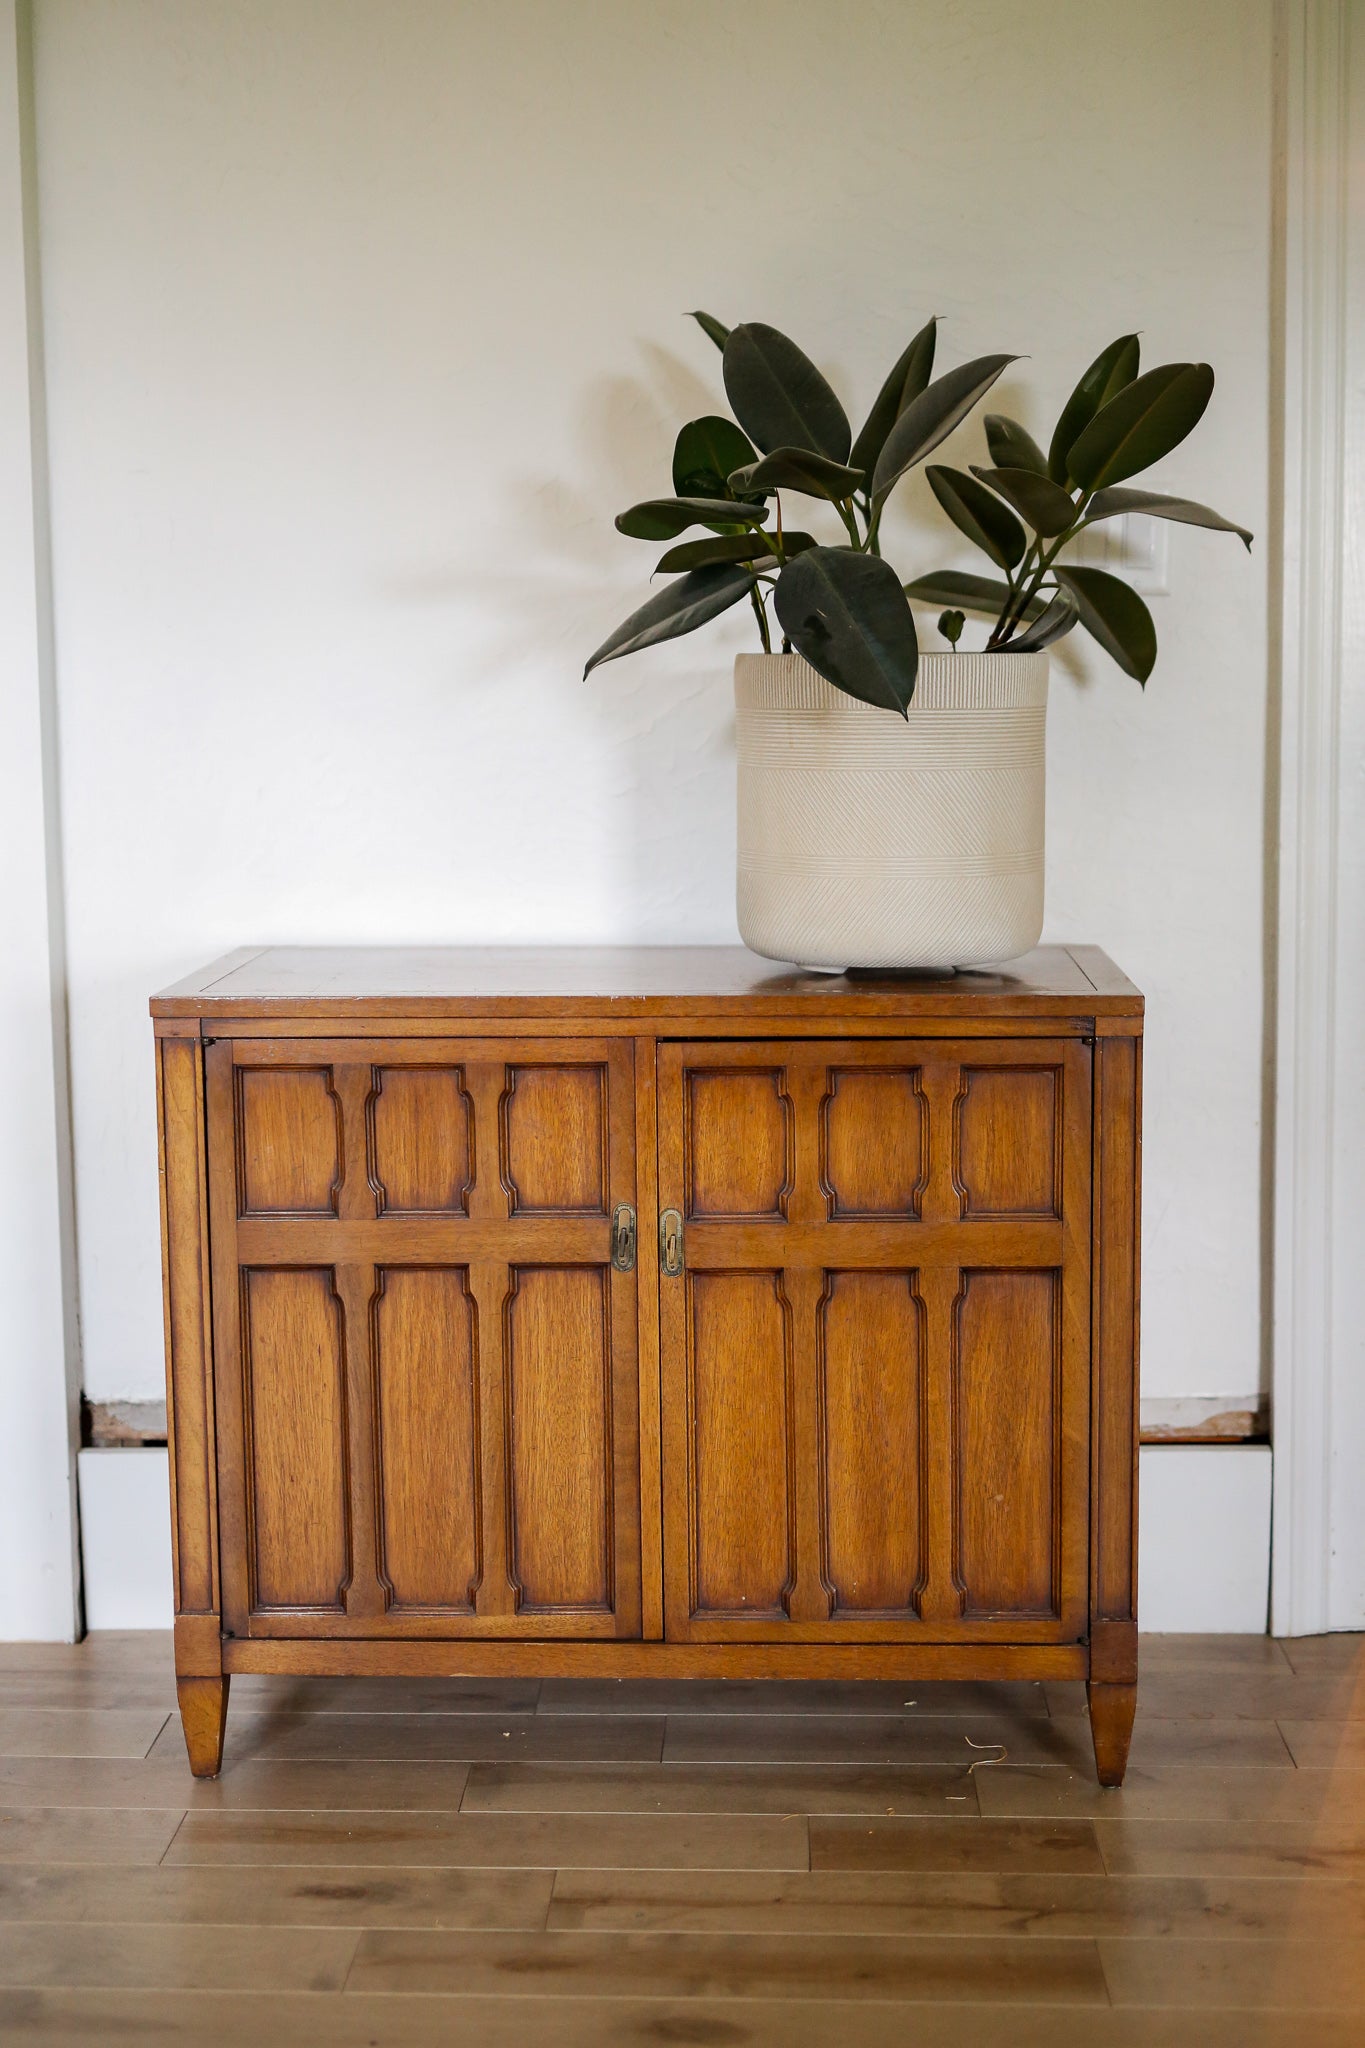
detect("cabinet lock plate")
(611, 1203), (637, 1272)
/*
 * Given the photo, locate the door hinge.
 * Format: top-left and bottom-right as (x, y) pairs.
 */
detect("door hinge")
(611, 1203), (637, 1272)
(659, 1207), (684, 1277)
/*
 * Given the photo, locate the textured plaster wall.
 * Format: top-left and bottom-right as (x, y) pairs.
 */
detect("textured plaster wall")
(30, 0), (1273, 1405)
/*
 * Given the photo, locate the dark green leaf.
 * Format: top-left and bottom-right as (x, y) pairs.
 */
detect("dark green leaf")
(926, 465), (1027, 570)
(1067, 363), (1214, 492)
(616, 495), (767, 541)
(690, 310), (730, 352)
(774, 547), (919, 715)
(970, 465), (1078, 537)
(728, 448), (865, 500)
(655, 530), (815, 572)
(1048, 334), (1141, 483)
(672, 416), (759, 499)
(903, 570), (1045, 624)
(1053, 566), (1157, 682)
(1006, 588), (1080, 652)
(870, 354), (1017, 504)
(938, 608), (966, 647)
(584, 564), (756, 675)
(1083, 485), (1252, 550)
(849, 316), (938, 476)
(984, 414), (1049, 475)
(722, 322), (852, 461)
(655, 533), (777, 573)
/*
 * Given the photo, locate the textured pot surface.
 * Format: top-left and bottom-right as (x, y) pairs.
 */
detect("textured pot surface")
(735, 650), (1048, 970)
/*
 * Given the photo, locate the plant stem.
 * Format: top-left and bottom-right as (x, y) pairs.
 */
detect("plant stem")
(837, 497), (862, 549)
(993, 487), (1093, 645)
(750, 582), (772, 653)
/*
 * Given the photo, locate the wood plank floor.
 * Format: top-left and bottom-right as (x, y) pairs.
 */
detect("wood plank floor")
(0, 1632), (1361, 2044)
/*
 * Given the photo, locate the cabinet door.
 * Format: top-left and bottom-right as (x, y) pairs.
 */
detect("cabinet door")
(207, 1038), (640, 1638)
(658, 1039), (1090, 1642)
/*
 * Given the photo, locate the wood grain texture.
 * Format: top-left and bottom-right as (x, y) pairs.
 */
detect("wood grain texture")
(9, 1631), (1365, 2035)
(159, 951), (1140, 1783)
(658, 1035), (1091, 1649)
(156, 1036), (220, 1645)
(176, 1677), (229, 1779)
(6, 1993), (1364, 2048)
(344, 1927), (1109, 2003)
(369, 1065), (471, 1214)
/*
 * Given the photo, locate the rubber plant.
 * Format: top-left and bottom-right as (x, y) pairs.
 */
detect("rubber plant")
(585, 317), (1251, 712)
(906, 332), (1252, 684)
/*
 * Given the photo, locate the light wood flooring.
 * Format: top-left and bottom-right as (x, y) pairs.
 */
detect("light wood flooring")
(0, 1630), (1362, 2043)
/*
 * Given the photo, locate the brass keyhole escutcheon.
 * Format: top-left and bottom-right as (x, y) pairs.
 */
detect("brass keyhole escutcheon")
(611, 1204), (637, 1272)
(659, 1208), (684, 1277)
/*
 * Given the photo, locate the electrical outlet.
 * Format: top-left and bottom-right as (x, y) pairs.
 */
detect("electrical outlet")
(1063, 512), (1170, 596)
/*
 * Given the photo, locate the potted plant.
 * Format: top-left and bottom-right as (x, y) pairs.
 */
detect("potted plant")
(586, 315), (1251, 970)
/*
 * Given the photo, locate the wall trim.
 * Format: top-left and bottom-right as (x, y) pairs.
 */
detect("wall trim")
(1270, 0), (1351, 1634)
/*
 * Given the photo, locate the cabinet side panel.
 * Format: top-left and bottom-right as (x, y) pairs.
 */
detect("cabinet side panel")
(955, 1268), (1060, 1618)
(1091, 1032), (1142, 1680)
(374, 1267), (479, 1610)
(821, 1271), (923, 1613)
(506, 1265), (613, 1610)
(688, 1271), (792, 1617)
(157, 1034), (218, 1624)
(242, 1267), (351, 1610)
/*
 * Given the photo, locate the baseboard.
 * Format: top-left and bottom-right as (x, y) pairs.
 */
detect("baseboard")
(1138, 1444), (1273, 1632)
(74, 1440), (1276, 1641)
(77, 1448), (172, 1630)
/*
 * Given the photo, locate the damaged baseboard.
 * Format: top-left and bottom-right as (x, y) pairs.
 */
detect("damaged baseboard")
(1139, 1394), (1269, 1444)
(81, 1398), (166, 1448)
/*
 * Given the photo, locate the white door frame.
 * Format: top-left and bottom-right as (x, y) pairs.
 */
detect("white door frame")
(1271, 0), (1365, 1633)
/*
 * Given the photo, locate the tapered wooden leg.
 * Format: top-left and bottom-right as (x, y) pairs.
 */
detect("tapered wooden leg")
(1087, 1679), (1136, 1786)
(177, 1674), (230, 1778)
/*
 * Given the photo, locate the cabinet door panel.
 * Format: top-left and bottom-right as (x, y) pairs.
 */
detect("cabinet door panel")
(659, 1038), (1089, 1644)
(823, 1071), (927, 1219)
(374, 1266), (479, 1612)
(821, 1270), (924, 1615)
(955, 1268), (1059, 1617)
(370, 1069), (472, 1215)
(236, 1068), (340, 1215)
(209, 1037), (640, 1640)
(507, 1265), (613, 1611)
(241, 1267), (350, 1611)
(503, 1064), (607, 1213)
(686, 1069), (792, 1219)
(688, 1271), (793, 1618)
(955, 1065), (1060, 1217)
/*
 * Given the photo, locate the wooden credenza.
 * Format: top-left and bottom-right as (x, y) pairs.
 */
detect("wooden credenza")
(152, 944), (1142, 1782)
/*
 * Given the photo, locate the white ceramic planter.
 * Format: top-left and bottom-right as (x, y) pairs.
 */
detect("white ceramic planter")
(735, 649), (1048, 971)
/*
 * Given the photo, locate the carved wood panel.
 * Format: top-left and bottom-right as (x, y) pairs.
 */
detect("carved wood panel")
(372, 1266), (479, 1612)
(506, 1265), (614, 1611)
(207, 1038), (640, 1639)
(239, 1267), (350, 1612)
(236, 1068), (341, 1215)
(658, 1038), (1090, 1643)
(687, 1270), (793, 1618)
(370, 1068), (472, 1215)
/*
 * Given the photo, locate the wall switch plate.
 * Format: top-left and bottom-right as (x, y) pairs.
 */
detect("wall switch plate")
(1065, 511), (1170, 595)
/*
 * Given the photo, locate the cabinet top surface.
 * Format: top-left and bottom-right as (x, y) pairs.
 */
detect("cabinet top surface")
(151, 944), (1142, 1022)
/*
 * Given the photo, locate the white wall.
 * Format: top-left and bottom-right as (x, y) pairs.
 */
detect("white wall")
(0, 0), (80, 1637)
(29, 0), (1273, 1415)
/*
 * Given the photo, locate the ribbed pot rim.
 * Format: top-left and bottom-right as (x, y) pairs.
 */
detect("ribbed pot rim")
(734, 648), (1047, 713)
